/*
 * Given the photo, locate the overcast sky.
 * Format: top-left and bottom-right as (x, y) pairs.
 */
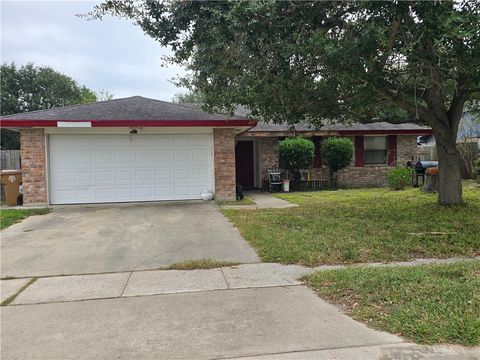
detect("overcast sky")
(1, 0), (187, 101)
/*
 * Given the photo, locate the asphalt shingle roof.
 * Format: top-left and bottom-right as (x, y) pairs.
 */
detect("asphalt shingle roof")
(248, 121), (430, 132)
(0, 96), (246, 122)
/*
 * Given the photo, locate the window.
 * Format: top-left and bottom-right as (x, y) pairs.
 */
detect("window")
(364, 136), (387, 164)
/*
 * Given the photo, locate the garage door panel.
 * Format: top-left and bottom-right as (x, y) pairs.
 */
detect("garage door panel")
(95, 153), (114, 165)
(154, 169), (172, 180)
(95, 188), (114, 200)
(49, 134), (213, 204)
(115, 152), (135, 164)
(95, 171), (114, 182)
(153, 136), (172, 147)
(173, 136), (190, 147)
(135, 170), (154, 181)
(153, 152), (172, 164)
(192, 135), (211, 147)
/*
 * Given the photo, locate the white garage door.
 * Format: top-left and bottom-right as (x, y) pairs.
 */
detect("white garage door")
(48, 134), (213, 204)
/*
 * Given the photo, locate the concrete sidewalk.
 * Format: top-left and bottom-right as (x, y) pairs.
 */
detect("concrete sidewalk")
(220, 191), (295, 209)
(3, 258), (479, 305)
(2, 286), (403, 360)
(2, 263), (309, 305)
(2, 261), (479, 359)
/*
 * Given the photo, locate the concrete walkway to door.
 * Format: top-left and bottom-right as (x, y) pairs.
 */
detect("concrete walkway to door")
(220, 191), (296, 209)
(1, 202), (259, 278)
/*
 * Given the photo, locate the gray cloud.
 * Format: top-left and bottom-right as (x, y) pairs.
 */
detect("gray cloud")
(1, 0), (187, 101)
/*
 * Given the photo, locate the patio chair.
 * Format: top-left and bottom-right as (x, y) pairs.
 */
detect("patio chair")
(267, 167), (283, 193)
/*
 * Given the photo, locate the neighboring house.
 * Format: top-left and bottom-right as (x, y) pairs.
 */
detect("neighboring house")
(0, 96), (431, 205)
(239, 121), (431, 189)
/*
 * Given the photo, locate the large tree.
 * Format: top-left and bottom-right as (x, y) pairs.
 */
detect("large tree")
(91, 1), (480, 205)
(0, 63), (99, 149)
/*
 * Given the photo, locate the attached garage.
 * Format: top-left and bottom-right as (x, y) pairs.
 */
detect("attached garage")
(48, 134), (213, 204)
(1, 96), (254, 205)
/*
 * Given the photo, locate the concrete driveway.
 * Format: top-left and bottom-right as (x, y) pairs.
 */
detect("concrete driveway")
(1, 202), (259, 277)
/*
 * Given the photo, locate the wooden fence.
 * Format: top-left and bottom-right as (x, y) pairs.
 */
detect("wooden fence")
(0, 150), (21, 170)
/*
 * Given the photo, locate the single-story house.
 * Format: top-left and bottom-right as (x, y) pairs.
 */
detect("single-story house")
(1, 96), (431, 205)
(240, 120), (432, 190)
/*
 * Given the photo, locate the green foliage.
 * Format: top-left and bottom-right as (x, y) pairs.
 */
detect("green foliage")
(172, 91), (205, 108)
(0, 63), (100, 149)
(278, 137), (315, 179)
(320, 137), (353, 173)
(387, 167), (413, 190)
(90, 1), (480, 124)
(475, 158), (480, 181)
(0, 129), (20, 150)
(303, 262), (480, 346)
(0, 208), (50, 230)
(90, 0), (480, 204)
(0, 63), (97, 115)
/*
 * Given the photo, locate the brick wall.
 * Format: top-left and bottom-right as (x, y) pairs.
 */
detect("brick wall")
(258, 137), (279, 184)
(338, 135), (418, 187)
(213, 128), (236, 200)
(260, 134), (419, 188)
(20, 128), (47, 205)
(397, 135), (417, 164)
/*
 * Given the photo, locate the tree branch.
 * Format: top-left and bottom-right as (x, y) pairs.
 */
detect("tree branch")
(375, 87), (430, 123)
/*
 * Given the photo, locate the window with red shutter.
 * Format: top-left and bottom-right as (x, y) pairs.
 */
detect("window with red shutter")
(387, 135), (397, 166)
(355, 136), (365, 167)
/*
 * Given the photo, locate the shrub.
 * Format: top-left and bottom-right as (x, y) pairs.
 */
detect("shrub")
(475, 158), (480, 178)
(320, 137), (354, 189)
(278, 137), (315, 182)
(387, 167), (413, 190)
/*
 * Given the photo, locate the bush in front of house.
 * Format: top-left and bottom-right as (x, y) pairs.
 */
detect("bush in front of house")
(387, 167), (413, 190)
(475, 158), (480, 182)
(320, 137), (354, 189)
(278, 137), (315, 183)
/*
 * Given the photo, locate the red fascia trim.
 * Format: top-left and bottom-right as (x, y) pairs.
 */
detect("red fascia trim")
(0, 119), (256, 128)
(339, 129), (432, 135)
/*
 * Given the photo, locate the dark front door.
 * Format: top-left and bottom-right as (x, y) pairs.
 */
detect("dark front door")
(235, 141), (254, 189)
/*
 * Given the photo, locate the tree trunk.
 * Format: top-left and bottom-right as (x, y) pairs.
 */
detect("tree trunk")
(434, 130), (463, 205)
(328, 168), (337, 190)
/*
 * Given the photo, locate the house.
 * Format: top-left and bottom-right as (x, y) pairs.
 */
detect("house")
(1, 96), (253, 205)
(238, 121), (431, 189)
(0, 96), (431, 205)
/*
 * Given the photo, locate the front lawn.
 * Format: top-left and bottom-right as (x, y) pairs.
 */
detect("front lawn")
(221, 186), (480, 266)
(0, 208), (50, 230)
(302, 261), (480, 346)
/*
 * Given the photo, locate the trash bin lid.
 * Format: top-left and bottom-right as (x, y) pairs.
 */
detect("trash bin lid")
(0, 170), (22, 175)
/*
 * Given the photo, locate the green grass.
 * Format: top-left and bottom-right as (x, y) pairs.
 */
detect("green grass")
(216, 197), (256, 206)
(0, 208), (50, 230)
(161, 258), (239, 270)
(302, 262), (480, 346)
(221, 186), (480, 266)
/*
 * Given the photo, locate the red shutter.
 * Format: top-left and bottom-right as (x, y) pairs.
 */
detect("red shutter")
(313, 137), (323, 168)
(355, 136), (364, 167)
(387, 135), (397, 166)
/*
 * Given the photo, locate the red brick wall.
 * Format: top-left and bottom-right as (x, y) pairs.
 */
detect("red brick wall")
(260, 135), (418, 188)
(213, 128), (236, 200)
(259, 137), (279, 184)
(20, 128), (47, 205)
